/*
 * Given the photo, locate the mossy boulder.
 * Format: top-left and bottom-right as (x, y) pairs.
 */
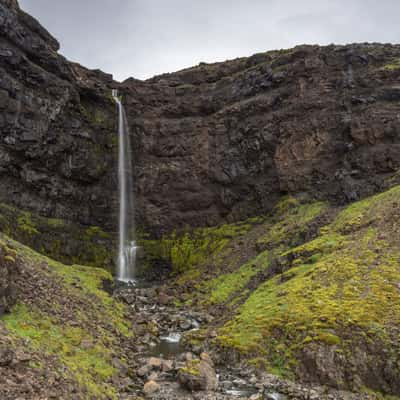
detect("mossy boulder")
(177, 359), (218, 391)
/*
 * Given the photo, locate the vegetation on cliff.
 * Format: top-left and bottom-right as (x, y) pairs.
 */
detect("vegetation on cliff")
(0, 203), (115, 269)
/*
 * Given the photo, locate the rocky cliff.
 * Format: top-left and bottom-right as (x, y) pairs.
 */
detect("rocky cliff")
(1, 0), (400, 267)
(127, 43), (400, 235)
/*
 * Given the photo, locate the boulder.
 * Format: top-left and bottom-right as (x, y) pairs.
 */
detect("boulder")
(177, 359), (218, 391)
(143, 380), (160, 396)
(148, 357), (163, 369)
(162, 359), (174, 372)
(157, 292), (172, 305)
(200, 352), (213, 366)
(137, 364), (152, 378)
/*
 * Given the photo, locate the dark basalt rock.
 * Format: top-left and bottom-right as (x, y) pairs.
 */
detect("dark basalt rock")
(0, 0), (400, 256)
(0, 345), (14, 367)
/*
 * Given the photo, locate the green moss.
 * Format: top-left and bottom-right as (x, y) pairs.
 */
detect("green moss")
(204, 250), (270, 305)
(282, 232), (346, 263)
(306, 252), (322, 264)
(330, 185), (400, 233)
(0, 203), (114, 269)
(315, 332), (341, 346)
(83, 226), (110, 241)
(274, 196), (300, 215)
(3, 304), (117, 399)
(157, 221), (254, 274)
(70, 226), (113, 268)
(51, 263), (131, 337)
(256, 200), (328, 249)
(176, 268), (201, 286)
(17, 212), (39, 236)
(46, 218), (65, 228)
(0, 232), (130, 338)
(216, 186), (400, 382)
(4, 255), (15, 263)
(169, 198), (328, 311)
(380, 58), (400, 71)
(0, 232), (133, 399)
(180, 359), (201, 376)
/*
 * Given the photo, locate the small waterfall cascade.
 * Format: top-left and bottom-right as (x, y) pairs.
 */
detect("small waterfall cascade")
(112, 89), (137, 283)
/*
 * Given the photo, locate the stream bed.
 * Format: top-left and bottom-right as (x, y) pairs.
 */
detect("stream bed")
(116, 284), (289, 399)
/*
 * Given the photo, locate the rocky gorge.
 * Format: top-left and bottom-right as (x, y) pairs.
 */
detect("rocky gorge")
(1, 0), (400, 399)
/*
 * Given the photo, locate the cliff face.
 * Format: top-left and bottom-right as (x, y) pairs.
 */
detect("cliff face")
(127, 45), (400, 233)
(1, 0), (400, 261)
(0, 0), (117, 227)
(0, 0), (119, 264)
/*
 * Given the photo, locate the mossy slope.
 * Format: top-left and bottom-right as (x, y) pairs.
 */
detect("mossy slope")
(167, 186), (400, 395)
(216, 186), (400, 394)
(0, 233), (133, 399)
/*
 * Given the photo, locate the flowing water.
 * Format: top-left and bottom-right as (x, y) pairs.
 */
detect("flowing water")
(148, 333), (183, 358)
(112, 89), (137, 283)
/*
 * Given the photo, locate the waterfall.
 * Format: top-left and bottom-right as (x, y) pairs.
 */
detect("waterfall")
(112, 89), (137, 283)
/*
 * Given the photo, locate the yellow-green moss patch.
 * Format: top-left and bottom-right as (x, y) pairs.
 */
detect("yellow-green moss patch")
(203, 250), (270, 305)
(381, 58), (400, 71)
(3, 304), (117, 399)
(256, 199), (328, 249)
(217, 186), (400, 380)
(51, 263), (132, 336)
(155, 220), (257, 274)
(0, 203), (114, 269)
(0, 232), (133, 399)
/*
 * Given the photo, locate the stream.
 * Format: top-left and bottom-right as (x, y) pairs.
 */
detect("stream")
(116, 284), (287, 400)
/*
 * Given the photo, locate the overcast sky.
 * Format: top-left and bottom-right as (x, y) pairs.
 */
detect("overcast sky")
(18, 0), (400, 82)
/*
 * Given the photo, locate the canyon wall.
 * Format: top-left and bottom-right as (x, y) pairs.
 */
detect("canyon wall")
(1, 0), (400, 264)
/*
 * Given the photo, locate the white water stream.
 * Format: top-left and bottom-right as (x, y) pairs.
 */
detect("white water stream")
(112, 89), (137, 283)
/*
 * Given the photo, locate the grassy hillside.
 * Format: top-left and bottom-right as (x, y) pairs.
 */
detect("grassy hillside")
(0, 233), (134, 399)
(165, 185), (400, 396)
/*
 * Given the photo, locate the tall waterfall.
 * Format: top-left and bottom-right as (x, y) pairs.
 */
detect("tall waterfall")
(112, 89), (137, 283)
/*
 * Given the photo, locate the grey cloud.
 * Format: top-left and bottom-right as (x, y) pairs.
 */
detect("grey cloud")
(18, 0), (400, 81)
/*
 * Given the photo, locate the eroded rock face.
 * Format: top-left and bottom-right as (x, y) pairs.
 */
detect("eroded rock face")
(1, 0), (400, 244)
(126, 46), (400, 233)
(0, 0), (120, 266)
(298, 338), (400, 394)
(0, 0), (117, 233)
